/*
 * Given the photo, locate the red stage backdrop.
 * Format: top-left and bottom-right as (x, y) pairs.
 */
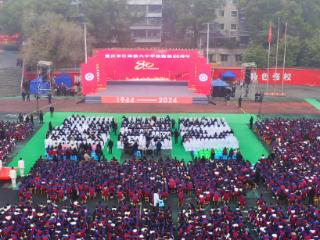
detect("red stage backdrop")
(81, 49), (212, 95)
(213, 67), (320, 86)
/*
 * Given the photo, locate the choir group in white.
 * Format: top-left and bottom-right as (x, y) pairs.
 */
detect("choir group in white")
(180, 117), (239, 151)
(117, 116), (172, 151)
(45, 116), (113, 150)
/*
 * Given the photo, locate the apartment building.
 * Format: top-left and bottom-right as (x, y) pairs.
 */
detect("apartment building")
(199, 0), (250, 66)
(128, 0), (162, 46)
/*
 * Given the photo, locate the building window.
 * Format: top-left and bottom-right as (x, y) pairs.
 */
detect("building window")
(133, 30), (146, 38)
(231, 24), (237, 30)
(147, 17), (161, 25)
(148, 5), (162, 13)
(219, 24), (225, 30)
(147, 30), (160, 38)
(220, 54), (229, 62)
(231, 11), (238, 17)
(219, 10), (224, 17)
(235, 54), (242, 62)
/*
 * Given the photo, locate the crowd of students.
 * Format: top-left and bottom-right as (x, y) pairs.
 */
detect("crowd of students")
(0, 201), (174, 239)
(20, 157), (189, 204)
(177, 204), (251, 239)
(0, 120), (33, 162)
(179, 117), (239, 152)
(249, 199), (320, 239)
(19, 156), (257, 208)
(45, 115), (112, 149)
(189, 158), (255, 206)
(1, 198), (319, 239)
(45, 115), (113, 161)
(3, 116), (320, 238)
(254, 118), (320, 203)
(118, 116), (173, 154)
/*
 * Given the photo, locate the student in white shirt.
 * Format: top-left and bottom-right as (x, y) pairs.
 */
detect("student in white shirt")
(18, 157), (25, 177)
(153, 192), (160, 207)
(9, 167), (17, 188)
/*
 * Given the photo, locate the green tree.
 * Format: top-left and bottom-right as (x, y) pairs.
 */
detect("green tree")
(165, 0), (222, 48)
(300, 31), (320, 67)
(243, 44), (268, 68)
(240, 0), (320, 67)
(84, 0), (132, 48)
(0, 0), (132, 65)
(0, 0), (71, 34)
(22, 12), (84, 66)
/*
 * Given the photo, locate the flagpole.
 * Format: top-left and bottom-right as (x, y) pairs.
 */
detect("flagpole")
(206, 22), (210, 64)
(274, 17), (280, 92)
(267, 22), (272, 93)
(267, 42), (271, 92)
(282, 22), (288, 94)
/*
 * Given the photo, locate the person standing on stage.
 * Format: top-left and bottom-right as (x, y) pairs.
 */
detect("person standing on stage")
(18, 157), (25, 177)
(9, 167), (17, 189)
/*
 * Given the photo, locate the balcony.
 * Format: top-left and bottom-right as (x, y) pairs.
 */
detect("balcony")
(130, 18), (162, 30)
(130, 25), (161, 30)
(132, 37), (161, 43)
(128, 0), (162, 5)
(146, 12), (162, 18)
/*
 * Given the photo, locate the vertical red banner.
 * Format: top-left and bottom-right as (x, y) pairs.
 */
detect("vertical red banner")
(81, 59), (98, 95)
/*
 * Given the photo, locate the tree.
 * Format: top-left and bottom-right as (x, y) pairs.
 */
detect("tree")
(164, 0), (222, 48)
(240, 0), (320, 67)
(300, 31), (320, 67)
(243, 44), (268, 68)
(84, 0), (132, 48)
(0, 0), (70, 34)
(0, 0), (132, 65)
(22, 12), (84, 66)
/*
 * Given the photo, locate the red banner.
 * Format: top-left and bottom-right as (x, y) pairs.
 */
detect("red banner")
(213, 67), (320, 86)
(0, 33), (20, 45)
(101, 96), (193, 104)
(81, 49), (212, 96)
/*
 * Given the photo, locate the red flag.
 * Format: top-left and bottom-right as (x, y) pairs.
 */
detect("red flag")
(268, 23), (273, 44)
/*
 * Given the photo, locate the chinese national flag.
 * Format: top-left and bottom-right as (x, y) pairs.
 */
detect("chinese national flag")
(268, 23), (273, 44)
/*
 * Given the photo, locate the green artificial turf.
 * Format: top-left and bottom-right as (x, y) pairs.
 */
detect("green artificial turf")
(305, 98), (320, 110)
(9, 112), (269, 175)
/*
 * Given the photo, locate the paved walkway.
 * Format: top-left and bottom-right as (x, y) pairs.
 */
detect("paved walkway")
(0, 98), (319, 115)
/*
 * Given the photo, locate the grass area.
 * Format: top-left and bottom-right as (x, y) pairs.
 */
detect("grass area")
(305, 98), (320, 110)
(9, 112), (269, 175)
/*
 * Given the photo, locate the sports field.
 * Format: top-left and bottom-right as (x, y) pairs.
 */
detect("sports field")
(9, 112), (268, 175)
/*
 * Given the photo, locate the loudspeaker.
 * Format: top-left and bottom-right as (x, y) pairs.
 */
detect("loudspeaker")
(245, 67), (251, 84)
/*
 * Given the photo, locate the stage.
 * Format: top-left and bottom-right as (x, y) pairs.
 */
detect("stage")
(85, 81), (209, 104)
(0, 167), (11, 181)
